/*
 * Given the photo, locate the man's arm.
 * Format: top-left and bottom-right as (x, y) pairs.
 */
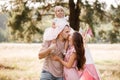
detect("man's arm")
(38, 42), (56, 59)
(38, 47), (51, 59)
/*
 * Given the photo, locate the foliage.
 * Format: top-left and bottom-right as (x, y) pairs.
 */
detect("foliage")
(1, 0), (69, 43)
(79, 0), (120, 43)
(93, 23), (120, 43)
(0, 0), (120, 43)
(108, 28), (120, 43)
(80, 0), (106, 36)
(108, 5), (120, 43)
(7, 1), (43, 43)
(0, 28), (6, 42)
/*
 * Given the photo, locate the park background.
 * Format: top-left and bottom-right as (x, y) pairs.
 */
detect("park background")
(0, 0), (120, 80)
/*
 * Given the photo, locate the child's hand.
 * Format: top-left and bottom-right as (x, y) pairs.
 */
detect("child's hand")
(52, 22), (56, 28)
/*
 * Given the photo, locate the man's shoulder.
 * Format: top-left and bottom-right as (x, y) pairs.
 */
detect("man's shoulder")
(42, 41), (52, 47)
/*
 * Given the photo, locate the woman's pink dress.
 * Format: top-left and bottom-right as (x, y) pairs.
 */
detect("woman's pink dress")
(64, 46), (101, 80)
(64, 47), (79, 80)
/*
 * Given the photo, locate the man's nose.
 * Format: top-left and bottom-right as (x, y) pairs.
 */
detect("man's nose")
(68, 32), (71, 35)
(68, 33), (70, 36)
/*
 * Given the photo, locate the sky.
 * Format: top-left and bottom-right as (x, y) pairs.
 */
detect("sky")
(0, 0), (120, 12)
(84, 0), (120, 9)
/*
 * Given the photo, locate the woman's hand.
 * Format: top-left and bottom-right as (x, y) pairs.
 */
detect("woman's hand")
(51, 55), (60, 61)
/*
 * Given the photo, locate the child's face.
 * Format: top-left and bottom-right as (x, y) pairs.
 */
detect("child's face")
(55, 8), (64, 18)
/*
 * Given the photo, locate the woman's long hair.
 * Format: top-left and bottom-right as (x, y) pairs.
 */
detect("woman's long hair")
(72, 32), (86, 70)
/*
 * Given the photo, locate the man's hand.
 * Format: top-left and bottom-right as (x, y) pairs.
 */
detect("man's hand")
(39, 42), (56, 59)
(49, 43), (56, 51)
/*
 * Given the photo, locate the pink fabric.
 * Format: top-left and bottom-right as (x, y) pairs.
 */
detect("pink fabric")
(80, 68), (95, 80)
(87, 28), (93, 37)
(64, 67), (79, 80)
(64, 47), (101, 80)
(64, 47), (79, 80)
(79, 64), (100, 80)
(64, 47), (76, 67)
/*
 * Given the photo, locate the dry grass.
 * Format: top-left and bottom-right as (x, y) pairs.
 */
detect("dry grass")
(88, 44), (120, 80)
(0, 43), (120, 80)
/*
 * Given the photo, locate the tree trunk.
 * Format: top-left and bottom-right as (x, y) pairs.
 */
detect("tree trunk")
(69, 0), (81, 31)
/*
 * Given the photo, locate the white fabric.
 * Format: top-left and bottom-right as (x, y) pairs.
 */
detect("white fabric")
(43, 21), (69, 41)
(85, 46), (94, 64)
(52, 17), (68, 26)
(43, 27), (56, 41)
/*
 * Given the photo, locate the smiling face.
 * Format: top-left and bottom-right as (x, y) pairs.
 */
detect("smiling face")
(55, 7), (64, 18)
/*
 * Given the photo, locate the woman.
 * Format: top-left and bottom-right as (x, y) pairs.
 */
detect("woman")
(52, 31), (86, 80)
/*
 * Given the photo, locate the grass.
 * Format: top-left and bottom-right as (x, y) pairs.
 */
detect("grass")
(95, 60), (120, 80)
(0, 57), (43, 80)
(0, 43), (120, 80)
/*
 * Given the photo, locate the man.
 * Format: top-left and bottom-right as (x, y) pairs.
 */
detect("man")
(38, 21), (70, 80)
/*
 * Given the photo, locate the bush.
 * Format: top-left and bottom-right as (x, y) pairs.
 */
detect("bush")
(0, 28), (7, 42)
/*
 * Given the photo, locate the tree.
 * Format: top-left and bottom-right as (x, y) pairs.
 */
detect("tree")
(7, 1), (43, 42)
(108, 5), (120, 43)
(3, 0), (69, 42)
(80, 0), (106, 36)
(69, 0), (82, 31)
(1, 0), (119, 43)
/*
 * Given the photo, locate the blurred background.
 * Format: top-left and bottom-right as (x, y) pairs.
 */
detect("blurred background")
(0, 0), (119, 43)
(0, 0), (120, 80)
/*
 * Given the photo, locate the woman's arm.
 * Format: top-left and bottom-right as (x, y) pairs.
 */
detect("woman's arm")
(53, 52), (76, 68)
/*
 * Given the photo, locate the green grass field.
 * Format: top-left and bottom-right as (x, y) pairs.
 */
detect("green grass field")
(0, 43), (120, 80)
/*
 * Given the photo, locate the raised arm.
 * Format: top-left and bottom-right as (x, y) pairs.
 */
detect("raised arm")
(38, 42), (56, 59)
(38, 47), (51, 59)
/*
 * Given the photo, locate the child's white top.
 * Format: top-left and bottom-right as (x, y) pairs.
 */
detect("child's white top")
(53, 17), (68, 26)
